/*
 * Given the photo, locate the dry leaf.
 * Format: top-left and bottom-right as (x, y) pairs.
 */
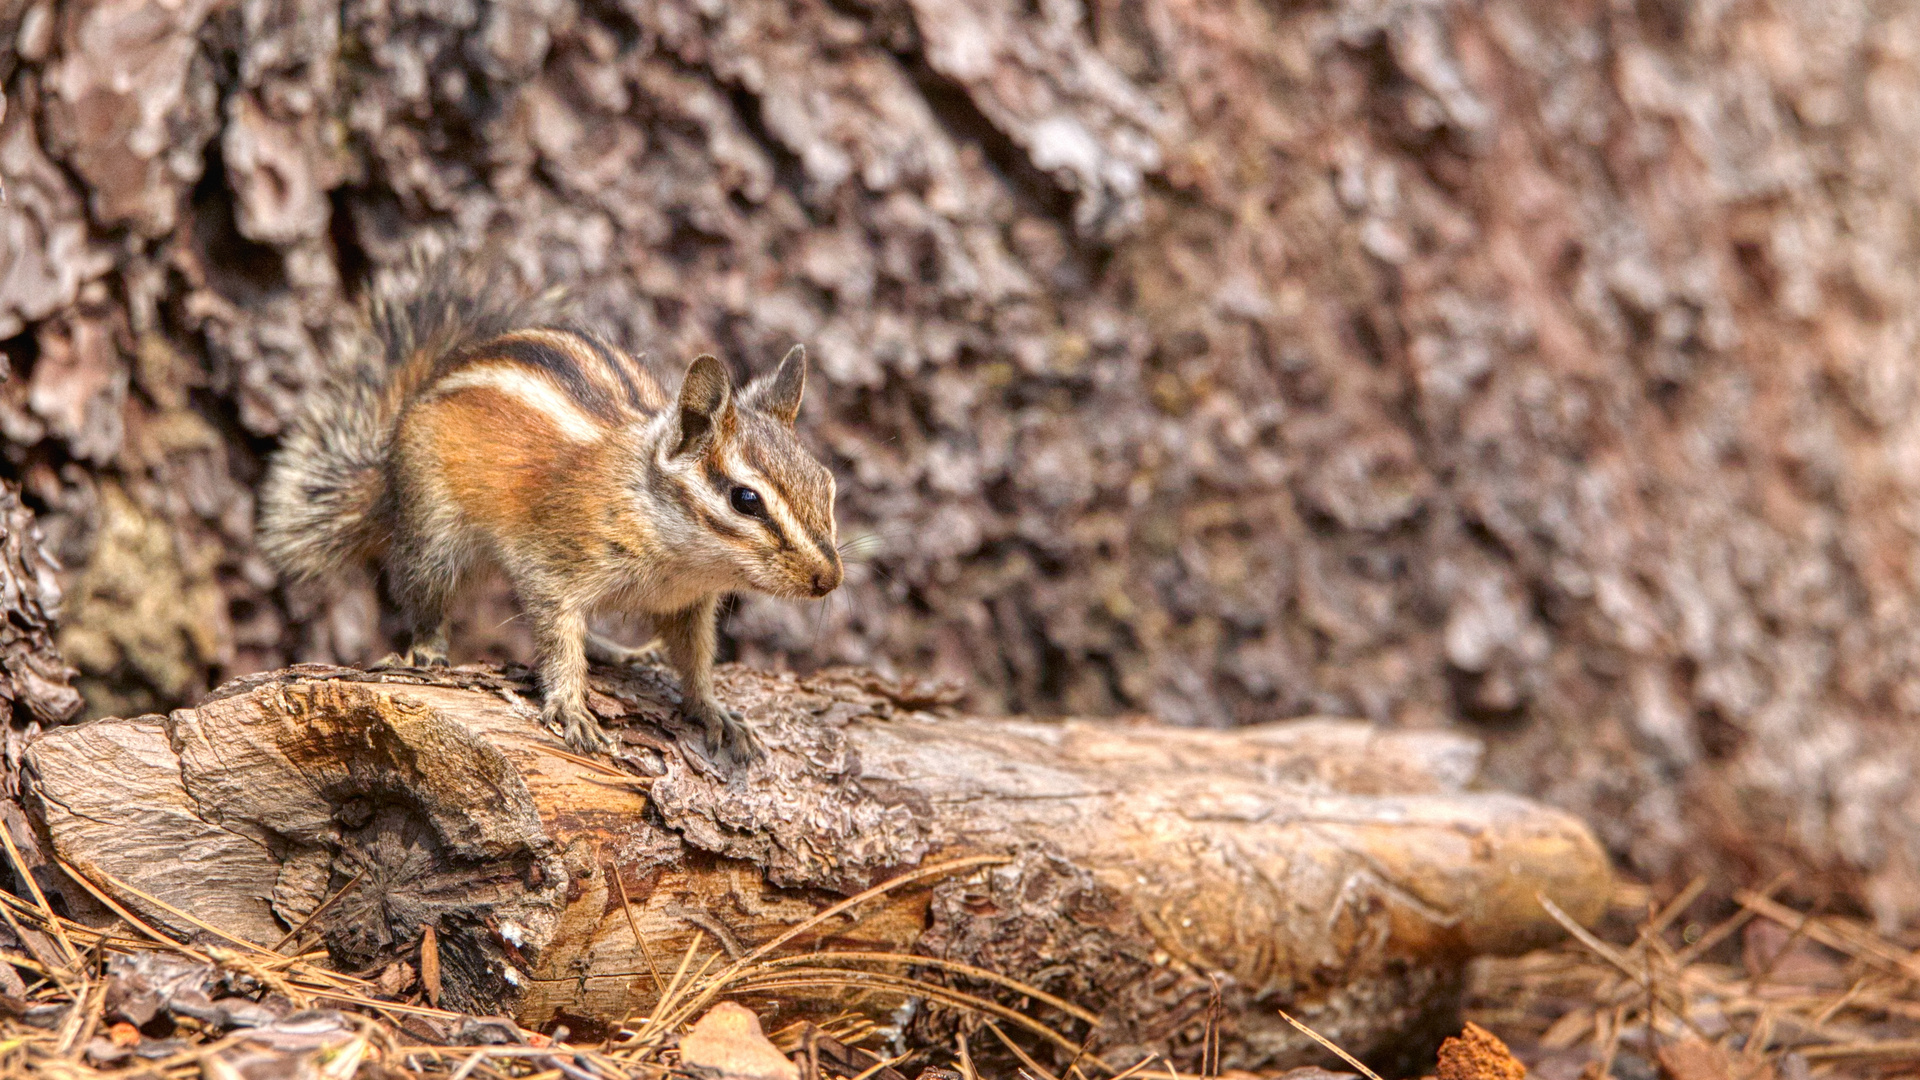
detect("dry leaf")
(419, 923), (442, 1007)
(375, 961), (414, 998)
(680, 1002), (800, 1080)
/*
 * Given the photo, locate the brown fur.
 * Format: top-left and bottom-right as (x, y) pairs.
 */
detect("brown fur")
(259, 257), (841, 767)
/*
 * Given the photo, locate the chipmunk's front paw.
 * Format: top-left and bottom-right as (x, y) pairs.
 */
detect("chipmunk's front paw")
(549, 702), (614, 756)
(688, 698), (764, 770)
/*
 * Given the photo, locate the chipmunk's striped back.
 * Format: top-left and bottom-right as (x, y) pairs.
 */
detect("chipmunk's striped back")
(424, 327), (670, 432)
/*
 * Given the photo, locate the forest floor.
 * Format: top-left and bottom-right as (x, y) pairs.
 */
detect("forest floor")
(0, 866), (1912, 1080)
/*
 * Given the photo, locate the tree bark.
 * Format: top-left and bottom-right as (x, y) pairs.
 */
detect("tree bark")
(0, 479), (80, 736)
(22, 663), (1607, 1070)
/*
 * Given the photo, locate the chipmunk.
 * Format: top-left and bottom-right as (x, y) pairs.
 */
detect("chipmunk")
(258, 256), (842, 767)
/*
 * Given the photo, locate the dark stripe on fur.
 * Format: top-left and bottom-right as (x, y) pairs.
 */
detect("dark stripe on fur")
(444, 334), (622, 422)
(806, 528), (837, 567)
(579, 334), (650, 414)
(694, 505), (751, 541)
(740, 440), (777, 485)
(703, 461), (733, 498)
(760, 511), (793, 551)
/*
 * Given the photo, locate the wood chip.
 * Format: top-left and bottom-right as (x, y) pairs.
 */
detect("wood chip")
(1435, 1023), (1526, 1080)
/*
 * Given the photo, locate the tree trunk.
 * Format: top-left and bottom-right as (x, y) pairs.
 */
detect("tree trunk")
(22, 663), (1607, 1071)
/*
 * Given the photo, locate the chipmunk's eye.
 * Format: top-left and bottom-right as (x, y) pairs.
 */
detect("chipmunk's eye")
(729, 486), (764, 517)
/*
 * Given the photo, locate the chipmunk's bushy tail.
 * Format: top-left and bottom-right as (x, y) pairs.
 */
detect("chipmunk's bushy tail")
(258, 244), (568, 582)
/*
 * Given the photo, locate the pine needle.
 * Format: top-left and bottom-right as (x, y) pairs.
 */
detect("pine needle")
(1274, 1008), (1384, 1080)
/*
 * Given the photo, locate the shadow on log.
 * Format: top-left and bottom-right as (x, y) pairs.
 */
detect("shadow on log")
(19, 662), (1609, 1070)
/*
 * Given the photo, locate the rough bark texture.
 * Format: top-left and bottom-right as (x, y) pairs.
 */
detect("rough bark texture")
(0, 478), (80, 737)
(3, 0), (1920, 925)
(20, 663), (1610, 1071)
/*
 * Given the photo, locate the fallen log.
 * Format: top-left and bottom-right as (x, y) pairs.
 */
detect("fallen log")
(19, 662), (1609, 1070)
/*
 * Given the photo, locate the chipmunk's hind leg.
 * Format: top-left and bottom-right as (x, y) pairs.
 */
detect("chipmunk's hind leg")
(377, 528), (461, 668)
(403, 617), (451, 667)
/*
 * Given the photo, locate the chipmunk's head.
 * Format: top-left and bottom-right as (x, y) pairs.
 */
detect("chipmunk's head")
(659, 346), (842, 600)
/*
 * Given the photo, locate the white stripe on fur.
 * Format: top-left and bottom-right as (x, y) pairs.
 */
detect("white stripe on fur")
(432, 364), (604, 443)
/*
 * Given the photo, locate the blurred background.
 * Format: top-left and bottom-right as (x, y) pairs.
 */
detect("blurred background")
(2, 0), (1918, 929)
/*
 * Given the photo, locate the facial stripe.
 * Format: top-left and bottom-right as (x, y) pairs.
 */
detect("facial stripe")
(739, 440), (778, 488)
(708, 448), (797, 552)
(430, 365), (603, 443)
(759, 509), (794, 550)
(737, 441), (807, 519)
(805, 527), (838, 567)
(693, 503), (751, 541)
(490, 333), (622, 422)
(768, 475), (833, 555)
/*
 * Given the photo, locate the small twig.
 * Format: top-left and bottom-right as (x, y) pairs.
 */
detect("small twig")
(610, 863), (666, 1000)
(1274, 1007), (1385, 1080)
(847, 1048), (912, 1080)
(543, 746), (638, 779)
(80, 863), (280, 961)
(1737, 890), (1920, 982)
(656, 932), (713, 1017)
(1105, 1055), (1161, 1080)
(1813, 975), (1876, 1028)
(1798, 1038), (1920, 1061)
(52, 858), (211, 962)
(661, 855), (1015, 1039)
(985, 1019), (1062, 1080)
(56, 972), (106, 1059)
(273, 870), (367, 953)
(1744, 898), (1823, 995)
(1673, 872), (1790, 967)
(755, 951), (1101, 1025)
(752, 855), (1010, 964)
(1643, 876), (1709, 941)
(729, 972), (1084, 1055)
(1595, 1004), (1625, 1080)
(1202, 973), (1222, 1078)
(1064, 1025), (1102, 1080)
(1539, 893), (1645, 983)
(0, 825), (78, 969)
(0, 891), (59, 978)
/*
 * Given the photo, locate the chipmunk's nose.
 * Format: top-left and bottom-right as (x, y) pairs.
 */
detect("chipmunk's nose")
(810, 564), (842, 597)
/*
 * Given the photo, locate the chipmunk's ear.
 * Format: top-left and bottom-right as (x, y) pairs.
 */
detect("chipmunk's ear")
(742, 344), (806, 427)
(673, 355), (734, 457)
